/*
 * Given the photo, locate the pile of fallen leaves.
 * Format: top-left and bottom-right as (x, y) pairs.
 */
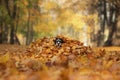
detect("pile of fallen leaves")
(0, 36), (120, 80)
(26, 36), (93, 66)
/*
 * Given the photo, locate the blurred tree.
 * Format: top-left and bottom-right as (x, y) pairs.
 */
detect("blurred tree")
(0, 0), (41, 45)
(0, 0), (9, 44)
(97, 0), (120, 46)
(0, 0), (119, 46)
(0, 0), (21, 44)
(4, 0), (17, 44)
(62, 0), (120, 46)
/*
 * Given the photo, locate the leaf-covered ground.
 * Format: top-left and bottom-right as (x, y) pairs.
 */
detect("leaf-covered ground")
(0, 36), (120, 80)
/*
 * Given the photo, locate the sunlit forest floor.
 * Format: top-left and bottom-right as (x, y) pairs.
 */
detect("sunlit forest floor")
(0, 36), (120, 80)
(0, 44), (120, 53)
(93, 47), (120, 51)
(0, 45), (119, 52)
(0, 44), (27, 54)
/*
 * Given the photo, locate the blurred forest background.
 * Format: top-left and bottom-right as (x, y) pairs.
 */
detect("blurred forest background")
(0, 0), (120, 46)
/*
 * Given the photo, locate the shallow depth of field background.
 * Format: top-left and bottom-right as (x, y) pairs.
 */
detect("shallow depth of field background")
(0, 0), (120, 46)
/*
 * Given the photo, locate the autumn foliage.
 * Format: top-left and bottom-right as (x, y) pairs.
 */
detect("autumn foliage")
(0, 36), (120, 80)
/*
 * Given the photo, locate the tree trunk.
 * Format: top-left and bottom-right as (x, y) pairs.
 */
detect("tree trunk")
(0, 24), (3, 43)
(97, 0), (107, 46)
(104, 7), (118, 46)
(26, 9), (31, 45)
(2, 23), (8, 44)
(10, 24), (15, 44)
(4, 0), (17, 44)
